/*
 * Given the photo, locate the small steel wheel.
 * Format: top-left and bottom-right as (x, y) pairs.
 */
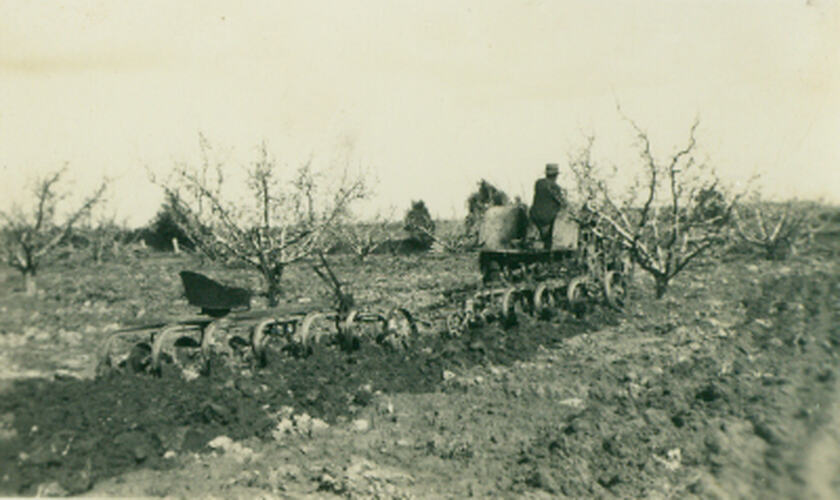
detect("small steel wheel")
(603, 270), (627, 309)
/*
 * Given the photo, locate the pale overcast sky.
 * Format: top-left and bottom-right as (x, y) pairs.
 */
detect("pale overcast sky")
(1, 0), (838, 226)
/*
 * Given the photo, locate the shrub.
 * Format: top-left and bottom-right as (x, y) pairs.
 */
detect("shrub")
(141, 198), (195, 251)
(403, 200), (435, 250)
(465, 180), (510, 237)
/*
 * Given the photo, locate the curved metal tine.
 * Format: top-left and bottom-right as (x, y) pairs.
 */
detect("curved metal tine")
(299, 311), (332, 347)
(533, 283), (553, 313)
(341, 310), (359, 337)
(151, 324), (204, 377)
(199, 319), (227, 375)
(150, 325), (185, 377)
(251, 318), (279, 367)
(501, 287), (518, 325)
(388, 307), (418, 336)
(98, 329), (153, 373)
(378, 307), (416, 349)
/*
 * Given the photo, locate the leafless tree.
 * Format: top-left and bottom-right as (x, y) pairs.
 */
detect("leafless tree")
(569, 117), (740, 298)
(78, 214), (137, 264)
(155, 138), (369, 306)
(333, 213), (395, 262)
(733, 197), (823, 260)
(0, 167), (107, 295)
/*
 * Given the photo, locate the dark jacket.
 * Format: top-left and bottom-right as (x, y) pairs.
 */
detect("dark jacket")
(529, 177), (567, 225)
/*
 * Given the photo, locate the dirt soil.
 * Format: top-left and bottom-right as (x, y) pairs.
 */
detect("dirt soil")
(1, 245), (839, 498)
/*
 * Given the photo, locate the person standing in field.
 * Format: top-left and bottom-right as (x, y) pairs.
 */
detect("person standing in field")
(529, 163), (568, 249)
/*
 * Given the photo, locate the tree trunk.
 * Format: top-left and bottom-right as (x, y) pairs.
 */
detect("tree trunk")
(266, 283), (281, 307)
(23, 269), (37, 296)
(654, 275), (669, 299)
(263, 265), (284, 307)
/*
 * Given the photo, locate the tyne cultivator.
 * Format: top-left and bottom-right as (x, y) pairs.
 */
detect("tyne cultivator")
(97, 253), (417, 378)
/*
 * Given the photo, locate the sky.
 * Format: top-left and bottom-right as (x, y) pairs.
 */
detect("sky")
(1, 0), (838, 227)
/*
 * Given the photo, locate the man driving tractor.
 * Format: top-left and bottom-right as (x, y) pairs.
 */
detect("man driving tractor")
(529, 163), (568, 249)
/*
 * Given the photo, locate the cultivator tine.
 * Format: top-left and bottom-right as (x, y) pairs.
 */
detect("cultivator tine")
(342, 310), (359, 337)
(566, 276), (589, 316)
(199, 320), (223, 375)
(97, 330), (153, 376)
(299, 311), (330, 347)
(501, 287), (520, 325)
(446, 310), (466, 338)
(533, 283), (553, 312)
(150, 325), (185, 376)
(379, 307), (417, 349)
(251, 318), (277, 366)
(97, 332), (122, 372)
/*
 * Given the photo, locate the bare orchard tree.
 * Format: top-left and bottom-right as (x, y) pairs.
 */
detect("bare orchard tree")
(333, 213), (395, 262)
(156, 139), (369, 306)
(733, 196), (823, 260)
(0, 167), (107, 295)
(570, 118), (739, 298)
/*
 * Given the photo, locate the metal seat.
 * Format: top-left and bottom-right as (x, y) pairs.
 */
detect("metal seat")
(179, 271), (251, 317)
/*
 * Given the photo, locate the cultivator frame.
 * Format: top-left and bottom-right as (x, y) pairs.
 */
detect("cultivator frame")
(97, 253), (418, 377)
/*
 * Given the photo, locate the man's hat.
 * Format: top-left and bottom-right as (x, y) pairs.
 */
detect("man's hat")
(545, 163), (559, 175)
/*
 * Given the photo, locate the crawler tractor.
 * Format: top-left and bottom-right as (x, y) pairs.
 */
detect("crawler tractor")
(444, 205), (630, 337)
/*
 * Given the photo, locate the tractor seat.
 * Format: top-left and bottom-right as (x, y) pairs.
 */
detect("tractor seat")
(179, 271), (252, 317)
